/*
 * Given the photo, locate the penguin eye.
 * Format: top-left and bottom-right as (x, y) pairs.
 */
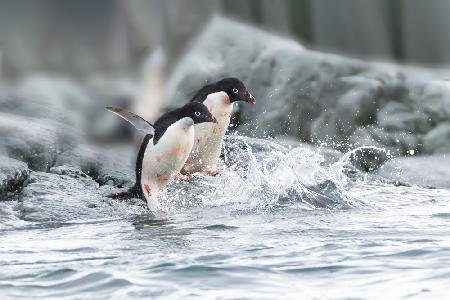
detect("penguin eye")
(233, 88), (239, 94)
(194, 111), (201, 117)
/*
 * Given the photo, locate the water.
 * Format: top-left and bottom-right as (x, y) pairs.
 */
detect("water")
(1, 136), (450, 299)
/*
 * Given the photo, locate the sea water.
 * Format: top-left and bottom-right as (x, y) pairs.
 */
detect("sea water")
(1, 136), (450, 299)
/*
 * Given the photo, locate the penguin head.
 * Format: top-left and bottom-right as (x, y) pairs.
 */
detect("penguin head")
(215, 77), (256, 104)
(182, 102), (217, 124)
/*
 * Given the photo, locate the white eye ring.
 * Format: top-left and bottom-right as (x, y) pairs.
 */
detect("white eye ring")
(233, 88), (239, 94)
(194, 111), (201, 117)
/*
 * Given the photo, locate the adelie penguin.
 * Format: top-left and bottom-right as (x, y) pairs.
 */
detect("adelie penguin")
(183, 77), (255, 175)
(106, 102), (216, 213)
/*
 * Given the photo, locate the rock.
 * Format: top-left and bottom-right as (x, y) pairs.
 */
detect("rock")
(15, 170), (149, 222)
(377, 154), (450, 188)
(423, 123), (450, 154)
(0, 74), (137, 143)
(0, 112), (79, 171)
(54, 144), (135, 187)
(166, 17), (450, 157)
(16, 172), (109, 222)
(349, 127), (419, 157)
(9, 75), (91, 127)
(348, 147), (389, 172)
(49, 165), (91, 180)
(0, 73), (139, 198)
(412, 80), (450, 123)
(0, 155), (29, 200)
(309, 76), (382, 145)
(377, 101), (432, 133)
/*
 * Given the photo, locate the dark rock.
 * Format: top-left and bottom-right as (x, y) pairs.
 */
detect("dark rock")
(0, 155), (29, 200)
(54, 144), (135, 187)
(0, 112), (78, 171)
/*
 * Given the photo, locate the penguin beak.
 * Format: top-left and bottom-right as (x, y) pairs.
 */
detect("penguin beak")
(246, 93), (256, 104)
(210, 116), (217, 123)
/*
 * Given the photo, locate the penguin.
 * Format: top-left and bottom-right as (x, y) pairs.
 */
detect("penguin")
(183, 77), (255, 175)
(106, 102), (216, 213)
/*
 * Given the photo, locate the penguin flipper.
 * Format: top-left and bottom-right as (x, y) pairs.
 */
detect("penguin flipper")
(105, 106), (155, 135)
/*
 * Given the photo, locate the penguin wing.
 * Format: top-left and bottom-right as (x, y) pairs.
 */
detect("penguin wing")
(105, 106), (155, 135)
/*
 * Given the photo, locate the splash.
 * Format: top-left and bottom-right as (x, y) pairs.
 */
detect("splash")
(162, 135), (381, 214)
(2, 136), (398, 225)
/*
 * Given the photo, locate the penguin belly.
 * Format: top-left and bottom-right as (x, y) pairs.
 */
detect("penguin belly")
(184, 93), (233, 173)
(141, 118), (194, 211)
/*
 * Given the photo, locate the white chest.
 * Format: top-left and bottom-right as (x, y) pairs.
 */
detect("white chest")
(141, 118), (194, 205)
(184, 92), (233, 173)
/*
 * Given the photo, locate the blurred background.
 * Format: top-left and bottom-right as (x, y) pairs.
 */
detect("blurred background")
(3, 3), (450, 299)
(1, 0), (450, 188)
(2, 0), (450, 79)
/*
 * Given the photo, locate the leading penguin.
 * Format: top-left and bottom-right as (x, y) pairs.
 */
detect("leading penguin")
(106, 102), (216, 213)
(183, 77), (255, 175)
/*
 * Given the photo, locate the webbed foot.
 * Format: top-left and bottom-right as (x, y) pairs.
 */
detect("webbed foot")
(176, 172), (191, 181)
(203, 168), (221, 176)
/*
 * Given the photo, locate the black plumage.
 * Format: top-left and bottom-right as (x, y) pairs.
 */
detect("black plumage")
(109, 102), (215, 200)
(190, 77), (255, 104)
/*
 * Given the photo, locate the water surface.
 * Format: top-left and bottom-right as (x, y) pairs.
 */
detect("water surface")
(1, 137), (450, 299)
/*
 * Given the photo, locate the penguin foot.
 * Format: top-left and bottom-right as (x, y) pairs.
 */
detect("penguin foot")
(176, 172), (191, 181)
(204, 168), (221, 176)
